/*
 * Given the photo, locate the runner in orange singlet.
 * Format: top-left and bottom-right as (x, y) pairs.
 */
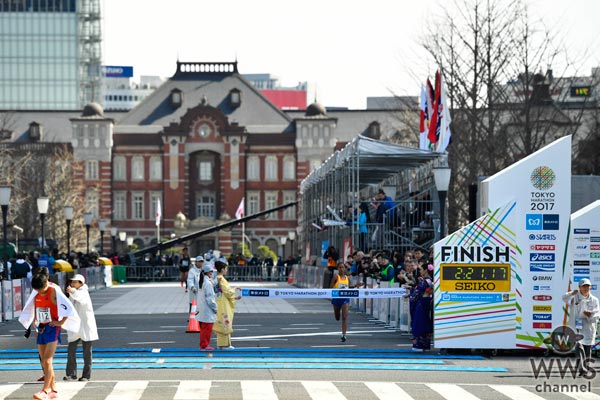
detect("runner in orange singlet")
(32, 273), (68, 400)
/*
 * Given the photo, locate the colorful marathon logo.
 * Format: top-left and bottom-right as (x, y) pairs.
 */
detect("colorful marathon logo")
(530, 166), (556, 190)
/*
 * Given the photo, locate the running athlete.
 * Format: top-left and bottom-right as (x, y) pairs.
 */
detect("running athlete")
(330, 262), (352, 342)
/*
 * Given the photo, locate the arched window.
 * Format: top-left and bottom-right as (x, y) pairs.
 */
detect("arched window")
(247, 156), (260, 181)
(113, 156), (126, 181)
(132, 156), (144, 180)
(85, 187), (99, 218)
(283, 156), (295, 181)
(149, 156), (162, 180)
(265, 156), (278, 181)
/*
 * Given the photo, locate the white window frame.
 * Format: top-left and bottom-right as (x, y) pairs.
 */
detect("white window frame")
(85, 187), (99, 218)
(85, 160), (98, 180)
(265, 156), (278, 181)
(247, 156), (260, 181)
(196, 192), (216, 219)
(149, 156), (162, 181)
(198, 160), (212, 182)
(132, 156), (144, 181)
(113, 156), (126, 181)
(264, 190), (278, 220)
(248, 191), (260, 216)
(113, 191), (126, 220)
(283, 191), (296, 220)
(132, 191), (144, 220)
(283, 156), (295, 181)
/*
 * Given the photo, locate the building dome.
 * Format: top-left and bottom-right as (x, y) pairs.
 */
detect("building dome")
(82, 102), (104, 117)
(305, 102), (327, 117)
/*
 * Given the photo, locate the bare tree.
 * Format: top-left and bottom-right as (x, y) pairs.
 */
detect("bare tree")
(421, 0), (588, 229)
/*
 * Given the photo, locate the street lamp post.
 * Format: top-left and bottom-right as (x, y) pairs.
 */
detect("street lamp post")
(119, 231), (126, 254)
(126, 236), (133, 253)
(433, 166), (452, 239)
(63, 206), (74, 255)
(84, 212), (93, 255)
(110, 227), (117, 254)
(288, 231), (296, 260)
(98, 220), (107, 255)
(37, 197), (49, 250)
(0, 186), (11, 263)
(280, 236), (287, 258)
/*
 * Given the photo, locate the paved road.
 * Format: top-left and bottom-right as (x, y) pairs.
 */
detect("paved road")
(0, 282), (598, 399)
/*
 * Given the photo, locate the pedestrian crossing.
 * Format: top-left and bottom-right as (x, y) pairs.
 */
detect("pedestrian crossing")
(1, 380), (599, 400)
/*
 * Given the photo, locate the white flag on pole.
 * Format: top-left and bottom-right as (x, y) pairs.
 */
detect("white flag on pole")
(155, 198), (161, 227)
(235, 197), (245, 220)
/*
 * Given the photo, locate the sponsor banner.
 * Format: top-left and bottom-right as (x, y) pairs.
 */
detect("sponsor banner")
(573, 228), (590, 234)
(528, 233), (557, 241)
(530, 253), (555, 262)
(533, 285), (552, 291)
(573, 268), (590, 274)
(102, 65), (133, 78)
(530, 244), (555, 251)
(532, 305), (552, 312)
(530, 263), (556, 272)
(573, 260), (590, 266)
(591, 244), (600, 250)
(533, 322), (552, 329)
(440, 293), (506, 302)
(591, 252), (600, 258)
(240, 287), (407, 299)
(532, 295), (552, 301)
(532, 313), (552, 321)
(591, 236), (600, 242)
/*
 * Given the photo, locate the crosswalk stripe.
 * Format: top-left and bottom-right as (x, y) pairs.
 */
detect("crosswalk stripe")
(0, 384), (20, 399)
(105, 380), (148, 400)
(428, 383), (480, 400)
(365, 382), (413, 400)
(489, 384), (546, 400)
(302, 381), (346, 400)
(54, 381), (86, 400)
(173, 380), (211, 400)
(241, 380), (278, 400)
(562, 391), (600, 400)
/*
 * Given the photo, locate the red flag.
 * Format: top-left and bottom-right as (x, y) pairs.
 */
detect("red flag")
(427, 71), (442, 144)
(235, 197), (244, 219)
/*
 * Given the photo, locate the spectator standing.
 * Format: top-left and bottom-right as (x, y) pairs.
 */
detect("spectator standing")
(562, 278), (600, 376)
(179, 247), (191, 292)
(276, 256), (286, 281)
(64, 274), (98, 382)
(214, 261), (240, 349)
(11, 253), (32, 280)
(263, 255), (274, 281)
(410, 263), (434, 351)
(195, 263), (217, 350)
(323, 245), (339, 288)
(377, 252), (396, 283)
(187, 256), (203, 314)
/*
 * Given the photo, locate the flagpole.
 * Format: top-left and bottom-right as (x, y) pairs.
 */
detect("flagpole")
(242, 222), (245, 254)
(157, 224), (160, 255)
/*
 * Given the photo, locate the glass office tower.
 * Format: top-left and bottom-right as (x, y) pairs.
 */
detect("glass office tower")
(0, 0), (101, 110)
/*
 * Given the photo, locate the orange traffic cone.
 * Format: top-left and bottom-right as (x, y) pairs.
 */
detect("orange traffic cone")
(287, 268), (294, 284)
(186, 298), (200, 333)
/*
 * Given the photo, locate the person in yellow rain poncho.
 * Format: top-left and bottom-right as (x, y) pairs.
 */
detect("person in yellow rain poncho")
(213, 260), (241, 349)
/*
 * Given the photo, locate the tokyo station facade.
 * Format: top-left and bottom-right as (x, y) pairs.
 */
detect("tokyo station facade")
(1, 61), (416, 258)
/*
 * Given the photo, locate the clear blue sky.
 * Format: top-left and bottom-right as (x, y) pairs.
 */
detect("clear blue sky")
(102, 0), (599, 109)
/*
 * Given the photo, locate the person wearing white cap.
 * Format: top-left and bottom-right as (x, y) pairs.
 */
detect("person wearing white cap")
(187, 256), (203, 314)
(195, 263), (217, 350)
(64, 274), (99, 382)
(562, 278), (599, 377)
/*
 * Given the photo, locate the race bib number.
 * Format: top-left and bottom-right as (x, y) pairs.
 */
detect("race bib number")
(182, 260), (189, 267)
(338, 283), (349, 289)
(36, 307), (52, 324)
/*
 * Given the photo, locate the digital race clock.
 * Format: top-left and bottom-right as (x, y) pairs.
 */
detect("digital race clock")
(440, 263), (511, 292)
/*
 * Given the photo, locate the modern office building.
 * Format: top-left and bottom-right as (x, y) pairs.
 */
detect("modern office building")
(102, 65), (163, 111)
(0, 0), (102, 110)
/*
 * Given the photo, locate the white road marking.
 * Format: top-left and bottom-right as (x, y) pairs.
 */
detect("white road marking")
(105, 380), (148, 400)
(365, 382), (413, 400)
(174, 380), (211, 400)
(241, 380), (278, 400)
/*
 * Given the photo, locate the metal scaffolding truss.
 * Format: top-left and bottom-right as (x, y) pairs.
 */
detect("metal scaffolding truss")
(299, 135), (443, 262)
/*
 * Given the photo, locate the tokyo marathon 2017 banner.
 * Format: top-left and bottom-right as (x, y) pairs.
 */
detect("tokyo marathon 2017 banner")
(433, 135), (571, 349)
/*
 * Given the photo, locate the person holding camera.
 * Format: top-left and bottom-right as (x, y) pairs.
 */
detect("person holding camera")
(563, 278), (599, 376)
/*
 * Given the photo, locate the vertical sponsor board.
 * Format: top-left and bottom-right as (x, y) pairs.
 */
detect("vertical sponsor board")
(435, 136), (571, 350)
